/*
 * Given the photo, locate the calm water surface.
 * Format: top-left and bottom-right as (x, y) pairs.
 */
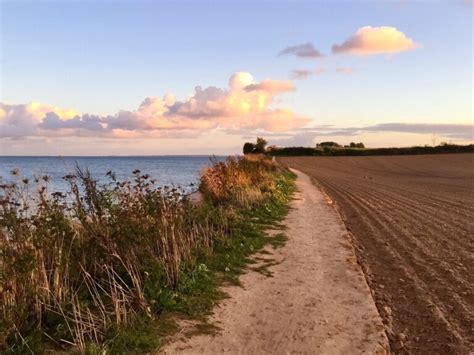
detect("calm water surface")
(0, 156), (225, 194)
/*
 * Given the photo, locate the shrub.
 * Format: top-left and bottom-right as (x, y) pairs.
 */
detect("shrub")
(242, 137), (268, 154)
(243, 142), (255, 154)
(199, 156), (279, 207)
(254, 137), (268, 153)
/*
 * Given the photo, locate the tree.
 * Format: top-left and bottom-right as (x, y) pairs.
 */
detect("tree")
(317, 141), (340, 148)
(349, 142), (365, 148)
(243, 142), (255, 154)
(254, 137), (268, 153)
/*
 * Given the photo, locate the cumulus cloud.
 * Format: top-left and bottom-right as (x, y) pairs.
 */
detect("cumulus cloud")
(244, 79), (295, 94)
(0, 72), (309, 139)
(332, 26), (420, 56)
(278, 43), (323, 58)
(40, 112), (106, 131)
(229, 72), (255, 89)
(0, 102), (80, 138)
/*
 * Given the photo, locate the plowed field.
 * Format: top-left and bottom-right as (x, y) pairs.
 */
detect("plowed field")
(279, 154), (474, 354)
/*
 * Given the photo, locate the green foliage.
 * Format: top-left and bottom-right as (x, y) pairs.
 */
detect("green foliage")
(0, 157), (296, 354)
(254, 137), (268, 153)
(317, 141), (341, 148)
(242, 137), (268, 154)
(269, 143), (474, 157)
(243, 142), (255, 154)
(349, 142), (365, 148)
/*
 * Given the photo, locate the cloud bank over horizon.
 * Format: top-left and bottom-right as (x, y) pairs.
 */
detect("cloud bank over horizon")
(266, 122), (473, 148)
(0, 72), (310, 139)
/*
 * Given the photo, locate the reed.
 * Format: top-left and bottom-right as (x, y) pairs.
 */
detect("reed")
(0, 156), (293, 353)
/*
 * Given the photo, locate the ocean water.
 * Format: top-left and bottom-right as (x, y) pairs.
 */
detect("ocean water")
(0, 156), (225, 195)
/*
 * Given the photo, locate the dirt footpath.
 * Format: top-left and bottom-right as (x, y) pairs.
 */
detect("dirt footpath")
(162, 169), (388, 354)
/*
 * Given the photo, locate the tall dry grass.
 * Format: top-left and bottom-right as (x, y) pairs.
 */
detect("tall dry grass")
(200, 156), (279, 207)
(0, 155), (282, 352)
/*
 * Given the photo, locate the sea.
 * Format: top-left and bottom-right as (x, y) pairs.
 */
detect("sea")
(0, 156), (226, 195)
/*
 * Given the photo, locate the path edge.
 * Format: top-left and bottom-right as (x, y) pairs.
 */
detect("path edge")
(290, 168), (391, 355)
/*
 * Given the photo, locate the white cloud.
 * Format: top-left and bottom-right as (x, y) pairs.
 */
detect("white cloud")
(0, 72), (309, 139)
(332, 26), (420, 56)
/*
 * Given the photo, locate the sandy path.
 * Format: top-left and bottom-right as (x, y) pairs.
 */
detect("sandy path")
(162, 169), (388, 354)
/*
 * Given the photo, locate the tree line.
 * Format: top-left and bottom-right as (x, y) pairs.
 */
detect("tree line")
(242, 138), (474, 157)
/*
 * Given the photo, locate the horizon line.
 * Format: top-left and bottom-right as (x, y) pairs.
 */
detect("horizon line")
(0, 154), (228, 158)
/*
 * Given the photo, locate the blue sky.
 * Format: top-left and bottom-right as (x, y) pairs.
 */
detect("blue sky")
(0, 0), (472, 155)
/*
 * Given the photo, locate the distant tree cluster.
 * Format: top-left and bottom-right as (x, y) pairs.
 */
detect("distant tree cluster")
(243, 138), (366, 154)
(315, 141), (365, 148)
(243, 137), (268, 154)
(316, 141), (341, 148)
(348, 142), (365, 148)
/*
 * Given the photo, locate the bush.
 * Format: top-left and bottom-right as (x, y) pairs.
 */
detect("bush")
(243, 142), (255, 154)
(200, 156), (279, 207)
(243, 137), (268, 154)
(254, 137), (268, 153)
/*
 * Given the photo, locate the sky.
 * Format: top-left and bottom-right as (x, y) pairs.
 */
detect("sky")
(0, 0), (472, 155)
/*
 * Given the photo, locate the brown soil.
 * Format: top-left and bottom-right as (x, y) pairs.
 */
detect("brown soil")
(279, 154), (474, 354)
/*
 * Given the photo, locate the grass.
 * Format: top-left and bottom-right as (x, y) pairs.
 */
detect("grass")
(0, 156), (295, 354)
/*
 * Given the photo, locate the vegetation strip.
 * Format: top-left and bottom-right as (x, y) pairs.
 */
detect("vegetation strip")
(1, 156), (295, 354)
(267, 143), (474, 157)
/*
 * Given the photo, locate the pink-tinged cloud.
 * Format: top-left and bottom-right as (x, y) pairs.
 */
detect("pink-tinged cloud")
(244, 79), (295, 94)
(291, 68), (325, 80)
(332, 26), (420, 56)
(291, 70), (313, 80)
(0, 72), (309, 139)
(278, 43), (323, 58)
